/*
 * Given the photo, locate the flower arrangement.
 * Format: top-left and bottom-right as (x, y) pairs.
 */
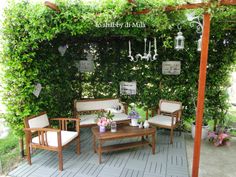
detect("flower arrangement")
(208, 127), (231, 147)
(96, 111), (114, 127)
(97, 117), (111, 127)
(128, 103), (141, 126)
(128, 103), (140, 119)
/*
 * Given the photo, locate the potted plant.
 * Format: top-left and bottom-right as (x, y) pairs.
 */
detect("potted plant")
(191, 120), (209, 140)
(190, 92), (209, 139)
(128, 103), (141, 126)
(96, 111), (114, 132)
(208, 126), (231, 146)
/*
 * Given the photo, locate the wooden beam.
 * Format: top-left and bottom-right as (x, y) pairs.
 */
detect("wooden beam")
(44, 1), (60, 13)
(220, 0), (236, 5)
(164, 3), (210, 12)
(131, 9), (151, 15)
(127, 0), (236, 14)
(192, 13), (211, 177)
(165, 0), (236, 11)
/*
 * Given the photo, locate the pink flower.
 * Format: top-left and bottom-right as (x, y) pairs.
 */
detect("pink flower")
(219, 133), (228, 140)
(97, 119), (102, 126)
(97, 116), (112, 127)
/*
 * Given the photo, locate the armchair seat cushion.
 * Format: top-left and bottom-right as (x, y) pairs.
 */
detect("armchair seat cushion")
(80, 113), (129, 126)
(148, 115), (177, 127)
(32, 131), (78, 147)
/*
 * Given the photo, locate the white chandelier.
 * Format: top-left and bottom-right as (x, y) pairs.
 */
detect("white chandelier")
(128, 38), (158, 62)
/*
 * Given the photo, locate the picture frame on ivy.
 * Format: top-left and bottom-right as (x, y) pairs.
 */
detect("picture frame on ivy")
(120, 81), (137, 95)
(162, 61), (181, 75)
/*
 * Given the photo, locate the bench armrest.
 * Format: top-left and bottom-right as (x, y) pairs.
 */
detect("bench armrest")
(120, 102), (128, 114)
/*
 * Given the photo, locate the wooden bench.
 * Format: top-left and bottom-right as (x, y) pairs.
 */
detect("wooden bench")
(73, 98), (130, 127)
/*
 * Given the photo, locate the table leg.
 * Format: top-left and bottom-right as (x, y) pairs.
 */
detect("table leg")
(152, 133), (156, 154)
(93, 134), (96, 153)
(141, 136), (145, 141)
(98, 140), (102, 164)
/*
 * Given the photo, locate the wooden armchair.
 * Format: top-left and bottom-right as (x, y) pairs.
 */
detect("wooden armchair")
(23, 112), (80, 171)
(147, 100), (182, 144)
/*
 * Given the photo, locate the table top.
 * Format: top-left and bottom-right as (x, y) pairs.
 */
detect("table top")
(91, 125), (156, 140)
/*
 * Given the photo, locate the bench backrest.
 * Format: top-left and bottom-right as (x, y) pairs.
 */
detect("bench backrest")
(74, 98), (125, 114)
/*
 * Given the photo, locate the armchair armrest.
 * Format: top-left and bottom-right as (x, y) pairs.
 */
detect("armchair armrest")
(24, 127), (62, 147)
(49, 117), (80, 132)
(146, 106), (159, 118)
(50, 118), (79, 121)
(24, 127), (60, 132)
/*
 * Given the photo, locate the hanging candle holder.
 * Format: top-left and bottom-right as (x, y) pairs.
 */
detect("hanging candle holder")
(186, 12), (203, 52)
(175, 25), (185, 51)
(129, 38), (158, 62)
(128, 40), (136, 62)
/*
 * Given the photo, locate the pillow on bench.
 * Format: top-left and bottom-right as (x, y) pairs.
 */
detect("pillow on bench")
(73, 98), (129, 127)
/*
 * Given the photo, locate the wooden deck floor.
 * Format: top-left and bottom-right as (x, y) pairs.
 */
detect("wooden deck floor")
(9, 128), (189, 177)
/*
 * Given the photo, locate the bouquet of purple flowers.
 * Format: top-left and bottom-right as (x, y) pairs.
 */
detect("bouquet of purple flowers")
(128, 109), (140, 119)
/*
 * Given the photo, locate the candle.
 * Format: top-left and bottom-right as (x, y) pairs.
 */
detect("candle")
(129, 40), (131, 52)
(149, 41), (151, 53)
(144, 38), (147, 54)
(154, 37), (157, 51)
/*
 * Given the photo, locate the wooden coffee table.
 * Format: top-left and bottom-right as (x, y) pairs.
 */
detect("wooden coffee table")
(91, 125), (156, 164)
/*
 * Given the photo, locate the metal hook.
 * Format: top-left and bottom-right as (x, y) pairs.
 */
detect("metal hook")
(177, 24), (182, 31)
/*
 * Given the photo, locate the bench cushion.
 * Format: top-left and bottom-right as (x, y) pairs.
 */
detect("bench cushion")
(32, 131), (78, 147)
(75, 99), (124, 112)
(80, 113), (129, 126)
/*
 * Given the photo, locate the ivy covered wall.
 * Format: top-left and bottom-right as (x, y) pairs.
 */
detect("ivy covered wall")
(1, 0), (236, 136)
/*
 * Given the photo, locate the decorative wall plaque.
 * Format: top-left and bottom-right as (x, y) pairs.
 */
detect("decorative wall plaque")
(58, 44), (68, 56)
(120, 81), (137, 95)
(78, 60), (95, 72)
(162, 61), (181, 75)
(33, 83), (42, 97)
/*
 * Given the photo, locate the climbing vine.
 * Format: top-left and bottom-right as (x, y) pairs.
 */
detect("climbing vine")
(1, 0), (236, 136)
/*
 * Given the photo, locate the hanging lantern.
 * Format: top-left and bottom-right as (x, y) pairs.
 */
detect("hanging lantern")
(197, 35), (202, 52)
(175, 31), (185, 51)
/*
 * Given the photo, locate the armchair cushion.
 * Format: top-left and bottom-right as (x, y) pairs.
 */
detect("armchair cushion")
(28, 114), (49, 128)
(160, 101), (182, 113)
(32, 130), (78, 147)
(148, 115), (177, 127)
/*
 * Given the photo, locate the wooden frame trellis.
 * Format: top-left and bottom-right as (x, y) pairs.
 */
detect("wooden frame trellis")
(44, 0), (236, 176)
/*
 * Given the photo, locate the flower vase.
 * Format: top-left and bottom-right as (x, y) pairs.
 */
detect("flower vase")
(131, 119), (138, 126)
(99, 126), (106, 133)
(143, 120), (150, 128)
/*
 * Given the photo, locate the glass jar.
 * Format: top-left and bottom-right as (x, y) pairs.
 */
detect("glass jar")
(110, 121), (117, 133)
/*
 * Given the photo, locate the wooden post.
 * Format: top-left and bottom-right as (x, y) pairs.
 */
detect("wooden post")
(19, 137), (24, 158)
(192, 13), (211, 177)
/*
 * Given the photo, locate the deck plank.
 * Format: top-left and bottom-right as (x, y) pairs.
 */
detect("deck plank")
(8, 128), (189, 177)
